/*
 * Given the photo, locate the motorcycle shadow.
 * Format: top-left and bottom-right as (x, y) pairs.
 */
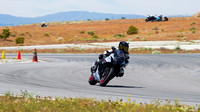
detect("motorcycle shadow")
(99, 85), (144, 88)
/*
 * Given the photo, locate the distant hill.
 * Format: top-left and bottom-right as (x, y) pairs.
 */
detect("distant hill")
(193, 11), (200, 18)
(0, 14), (34, 26)
(0, 11), (145, 26)
(0, 11), (191, 26)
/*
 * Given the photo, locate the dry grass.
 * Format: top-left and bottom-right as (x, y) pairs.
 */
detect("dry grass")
(0, 17), (200, 48)
(0, 91), (198, 112)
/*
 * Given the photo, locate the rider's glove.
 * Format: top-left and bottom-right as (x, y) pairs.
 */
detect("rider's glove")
(105, 51), (110, 56)
(111, 46), (116, 51)
(98, 54), (103, 60)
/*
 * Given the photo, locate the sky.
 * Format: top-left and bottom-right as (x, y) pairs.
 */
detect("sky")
(0, 0), (199, 17)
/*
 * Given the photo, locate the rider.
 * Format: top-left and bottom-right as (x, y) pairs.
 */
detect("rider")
(91, 41), (130, 82)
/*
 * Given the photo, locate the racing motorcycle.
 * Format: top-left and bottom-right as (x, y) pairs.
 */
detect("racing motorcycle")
(145, 15), (158, 22)
(145, 15), (168, 22)
(88, 49), (126, 86)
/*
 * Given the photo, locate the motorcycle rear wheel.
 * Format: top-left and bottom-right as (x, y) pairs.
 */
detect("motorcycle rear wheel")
(100, 68), (115, 87)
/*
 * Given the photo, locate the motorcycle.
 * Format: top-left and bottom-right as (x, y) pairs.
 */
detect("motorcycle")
(145, 15), (168, 22)
(88, 49), (126, 86)
(145, 15), (157, 22)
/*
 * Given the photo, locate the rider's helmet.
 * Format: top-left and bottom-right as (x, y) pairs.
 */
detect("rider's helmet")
(118, 41), (129, 53)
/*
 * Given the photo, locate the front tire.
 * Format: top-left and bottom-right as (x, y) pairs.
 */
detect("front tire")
(88, 74), (97, 85)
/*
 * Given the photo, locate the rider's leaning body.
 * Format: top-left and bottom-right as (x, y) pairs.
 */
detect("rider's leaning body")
(91, 41), (130, 82)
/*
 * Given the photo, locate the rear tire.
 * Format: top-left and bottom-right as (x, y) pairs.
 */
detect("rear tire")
(164, 17), (168, 21)
(100, 68), (115, 87)
(88, 74), (97, 85)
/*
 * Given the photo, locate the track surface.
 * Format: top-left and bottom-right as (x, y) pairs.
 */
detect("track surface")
(0, 54), (200, 105)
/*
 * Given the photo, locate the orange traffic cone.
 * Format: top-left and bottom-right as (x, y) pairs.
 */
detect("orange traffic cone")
(32, 48), (38, 62)
(17, 51), (21, 60)
(1, 50), (5, 59)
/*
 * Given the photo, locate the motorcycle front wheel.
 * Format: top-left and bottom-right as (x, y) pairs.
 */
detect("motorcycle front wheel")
(88, 74), (97, 85)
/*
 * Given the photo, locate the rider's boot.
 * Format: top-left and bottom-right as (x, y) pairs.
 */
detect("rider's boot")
(91, 61), (98, 73)
(116, 67), (124, 77)
(93, 68), (100, 82)
(91, 54), (104, 73)
(91, 54), (104, 82)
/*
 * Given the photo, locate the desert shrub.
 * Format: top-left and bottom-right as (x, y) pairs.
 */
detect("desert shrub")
(3, 29), (10, 38)
(43, 33), (50, 37)
(175, 45), (180, 50)
(183, 37), (187, 40)
(190, 27), (196, 31)
(190, 21), (196, 25)
(127, 25), (138, 35)
(0, 34), (3, 39)
(152, 51), (161, 54)
(80, 31), (85, 34)
(0, 29), (10, 40)
(192, 30), (196, 33)
(189, 27), (196, 33)
(87, 30), (95, 36)
(16, 37), (25, 44)
(155, 31), (159, 34)
(92, 34), (98, 39)
(114, 34), (125, 38)
(135, 35), (140, 39)
(177, 35), (183, 37)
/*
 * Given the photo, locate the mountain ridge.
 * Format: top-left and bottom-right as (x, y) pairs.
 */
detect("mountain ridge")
(0, 11), (190, 26)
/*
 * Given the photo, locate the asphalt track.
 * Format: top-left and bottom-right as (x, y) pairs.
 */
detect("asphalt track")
(0, 54), (200, 105)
